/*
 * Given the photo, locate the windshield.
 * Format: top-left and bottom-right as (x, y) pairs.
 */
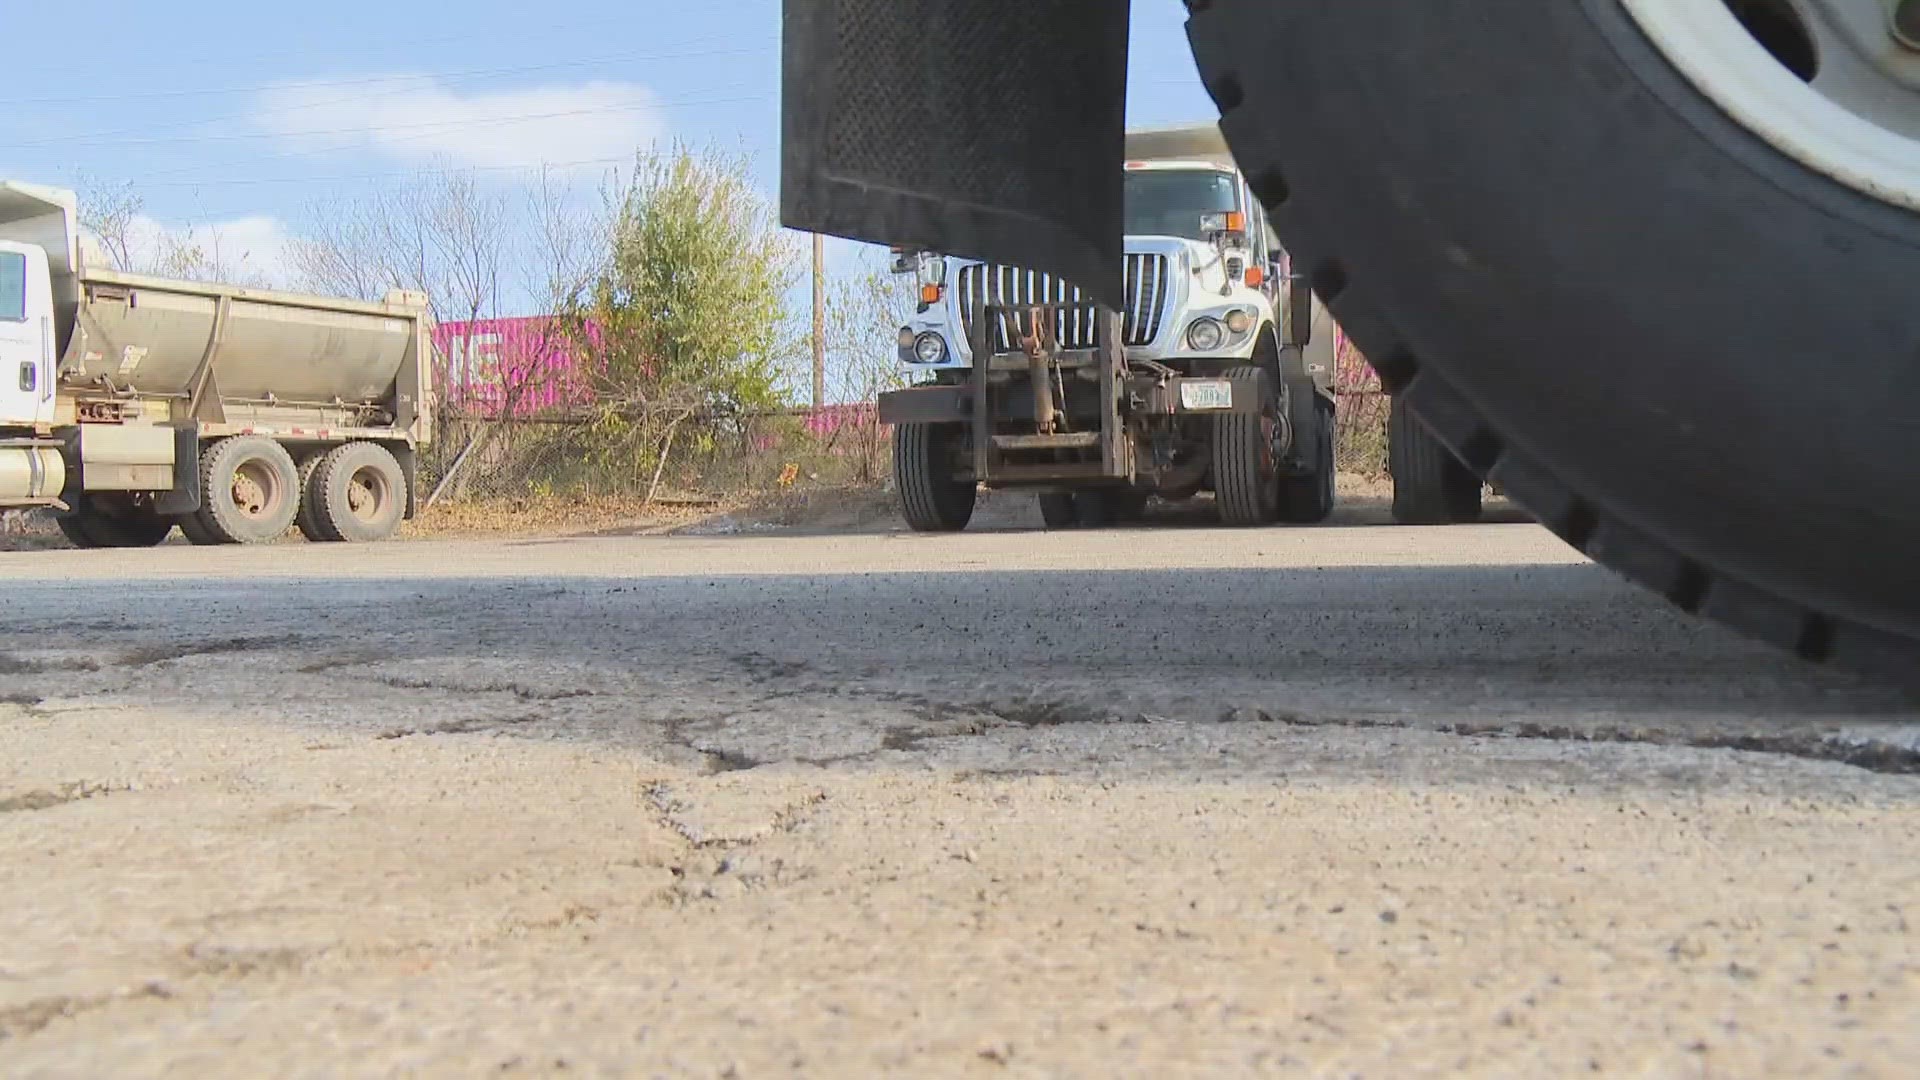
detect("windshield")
(0, 252), (25, 322)
(1123, 169), (1240, 241)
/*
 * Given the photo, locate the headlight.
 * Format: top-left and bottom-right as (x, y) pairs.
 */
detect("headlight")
(1186, 317), (1226, 353)
(1224, 309), (1253, 335)
(913, 333), (949, 364)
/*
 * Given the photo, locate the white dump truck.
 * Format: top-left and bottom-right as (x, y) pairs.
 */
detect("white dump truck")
(880, 124), (1343, 530)
(0, 181), (434, 547)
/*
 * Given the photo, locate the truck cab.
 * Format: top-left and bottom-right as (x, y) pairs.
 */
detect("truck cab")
(0, 237), (58, 432)
(896, 154), (1311, 384)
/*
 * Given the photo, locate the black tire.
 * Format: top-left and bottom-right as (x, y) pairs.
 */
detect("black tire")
(1188, 2), (1920, 686)
(1280, 399), (1337, 525)
(172, 508), (220, 546)
(1388, 395), (1482, 526)
(294, 450), (330, 542)
(1072, 491), (1115, 529)
(1211, 366), (1281, 527)
(56, 498), (173, 549)
(894, 423), (975, 532)
(310, 442), (407, 543)
(1107, 490), (1151, 523)
(1038, 493), (1078, 530)
(191, 436), (301, 544)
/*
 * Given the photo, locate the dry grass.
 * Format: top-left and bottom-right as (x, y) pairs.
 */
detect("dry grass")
(403, 492), (735, 540)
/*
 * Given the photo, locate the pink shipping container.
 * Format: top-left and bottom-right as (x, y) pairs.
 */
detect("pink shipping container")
(434, 317), (595, 419)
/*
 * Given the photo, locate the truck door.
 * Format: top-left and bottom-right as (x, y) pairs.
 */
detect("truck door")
(0, 245), (54, 427)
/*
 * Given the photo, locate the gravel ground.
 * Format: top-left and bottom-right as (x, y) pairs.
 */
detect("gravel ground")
(1, 520), (1916, 1076)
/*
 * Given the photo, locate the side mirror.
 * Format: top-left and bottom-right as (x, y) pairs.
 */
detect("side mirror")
(1285, 276), (1313, 348)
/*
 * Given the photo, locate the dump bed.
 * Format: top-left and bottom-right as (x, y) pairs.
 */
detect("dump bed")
(67, 268), (433, 437)
(0, 180), (433, 443)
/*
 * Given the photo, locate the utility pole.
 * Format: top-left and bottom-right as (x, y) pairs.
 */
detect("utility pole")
(811, 233), (826, 411)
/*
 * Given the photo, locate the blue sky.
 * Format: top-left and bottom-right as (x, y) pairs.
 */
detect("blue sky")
(4, 1), (1218, 309)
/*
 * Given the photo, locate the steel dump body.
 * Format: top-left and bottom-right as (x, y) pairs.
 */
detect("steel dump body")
(62, 269), (432, 440)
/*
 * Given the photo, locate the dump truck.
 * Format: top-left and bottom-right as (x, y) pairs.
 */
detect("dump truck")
(877, 125), (1341, 531)
(779, 1), (1920, 692)
(0, 181), (433, 547)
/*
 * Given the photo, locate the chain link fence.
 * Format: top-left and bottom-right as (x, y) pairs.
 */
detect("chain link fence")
(1331, 333), (1390, 477)
(418, 406), (895, 506)
(420, 340), (1390, 506)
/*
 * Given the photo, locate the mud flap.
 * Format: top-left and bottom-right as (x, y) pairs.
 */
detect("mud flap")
(780, 0), (1132, 307)
(152, 425), (202, 516)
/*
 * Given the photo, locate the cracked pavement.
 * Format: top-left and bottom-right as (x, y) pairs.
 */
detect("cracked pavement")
(1, 523), (1917, 1075)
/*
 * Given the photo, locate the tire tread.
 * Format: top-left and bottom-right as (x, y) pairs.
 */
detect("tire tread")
(1187, 0), (1917, 691)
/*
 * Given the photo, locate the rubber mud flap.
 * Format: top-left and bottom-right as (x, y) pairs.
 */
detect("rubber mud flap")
(780, 0), (1131, 307)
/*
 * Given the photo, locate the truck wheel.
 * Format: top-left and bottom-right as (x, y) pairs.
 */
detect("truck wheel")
(192, 436), (301, 544)
(894, 423), (975, 532)
(311, 442), (408, 543)
(1388, 396), (1482, 526)
(1108, 491), (1151, 523)
(172, 509), (220, 546)
(1072, 491), (1117, 528)
(1211, 366), (1282, 527)
(1038, 493), (1078, 530)
(1188, 1), (1920, 684)
(294, 451), (330, 542)
(1279, 400), (1337, 525)
(56, 497), (174, 549)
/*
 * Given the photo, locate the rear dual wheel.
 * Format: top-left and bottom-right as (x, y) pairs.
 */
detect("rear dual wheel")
(175, 437), (407, 545)
(298, 442), (408, 543)
(1389, 396), (1483, 526)
(1187, 0), (1920, 686)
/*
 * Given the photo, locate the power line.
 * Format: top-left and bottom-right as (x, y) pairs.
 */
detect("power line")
(94, 91), (775, 188)
(4, 46), (775, 150)
(33, 100), (667, 152)
(137, 156), (637, 191)
(0, 34), (770, 107)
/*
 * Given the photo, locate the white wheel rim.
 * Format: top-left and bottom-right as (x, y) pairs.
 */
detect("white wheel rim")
(1620, 0), (1920, 210)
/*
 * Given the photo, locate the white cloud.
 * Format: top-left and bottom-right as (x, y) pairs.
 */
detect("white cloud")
(84, 214), (294, 288)
(255, 79), (668, 169)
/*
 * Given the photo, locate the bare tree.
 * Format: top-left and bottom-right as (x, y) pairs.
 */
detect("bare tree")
(818, 264), (916, 480)
(75, 181), (143, 273)
(287, 165), (510, 325)
(285, 197), (398, 303)
(73, 182), (275, 286)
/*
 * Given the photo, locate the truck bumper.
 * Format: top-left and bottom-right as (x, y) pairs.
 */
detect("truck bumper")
(877, 373), (1261, 426)
(878, 385), (969, 426)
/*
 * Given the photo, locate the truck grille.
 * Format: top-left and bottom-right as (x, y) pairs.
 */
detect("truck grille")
(957, 254), (1170, 352)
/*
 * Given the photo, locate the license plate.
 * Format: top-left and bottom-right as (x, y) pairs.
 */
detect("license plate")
(1180, 380), (1233, 411)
